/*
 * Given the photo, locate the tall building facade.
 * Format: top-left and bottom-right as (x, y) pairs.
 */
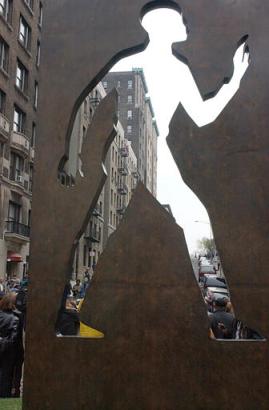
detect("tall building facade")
(103, 122), (138, 246)
(67, 83), (138, 280)
(0, 0), (43, 278)
(0, 4), (158, 281)
(104, 68), (159, 197)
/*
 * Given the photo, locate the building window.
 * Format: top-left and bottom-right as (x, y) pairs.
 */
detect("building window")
(82, 125), (86, 138)
(0, 89), (6, 114)
(36, 40), (41, 66)
(83, 245), (87, 267)
(0, 0), (12, 23)
(128, 80), (133, 89)
(0, 142), (4, 157)
(117, 81), (121, 88)
(83, 99), (88, 114)
(8, 201), (21, 222)
(88, 248), (91, 267)
(10, 152), (24, 182)
(34, 81), (38, 108)
(31, 122), (36, 147)
(0, 37), (9, 72)
(127, 110), (132, 120)
(127, 95), (132, 104)
(38, 2), (43, 27)
(19, 15), (31, 50)
(127, 125), (132, 134)
(13, 106), (26, 133)
(24, 0), (33, 10)
(103, 81), (107, 89)
(16, 60), (28, 93)
(29, 164), (33, 192)
(110, 189), (113, 206)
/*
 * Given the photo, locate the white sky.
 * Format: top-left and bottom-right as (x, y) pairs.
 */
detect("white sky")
(111, 8), (248, 253)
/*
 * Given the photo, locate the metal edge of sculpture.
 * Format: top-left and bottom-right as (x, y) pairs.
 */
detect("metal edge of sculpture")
(23, 1), (269, 409)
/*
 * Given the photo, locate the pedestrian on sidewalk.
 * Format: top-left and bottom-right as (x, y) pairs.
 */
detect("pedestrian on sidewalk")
(56, 296), (80, 336)
(0, 292), (23, 397)
(209, 297), (235, 339)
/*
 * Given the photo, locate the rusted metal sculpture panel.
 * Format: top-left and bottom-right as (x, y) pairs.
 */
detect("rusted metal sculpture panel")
(167, 2), (269, 336)
(23, 0), (269, 409)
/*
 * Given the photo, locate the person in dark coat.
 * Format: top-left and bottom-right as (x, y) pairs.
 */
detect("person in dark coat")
(0, 292), (23, 397)
(208, 297), (235, 339)
(72, 279), (82, 298)
(12, 299), (24, 397)
(56, 296), (80, 336)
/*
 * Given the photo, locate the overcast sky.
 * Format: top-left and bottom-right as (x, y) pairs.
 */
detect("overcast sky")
(111, 8), (248, 253)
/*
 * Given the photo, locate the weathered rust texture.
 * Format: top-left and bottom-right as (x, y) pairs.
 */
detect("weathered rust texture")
(80, 191), (269, 410)
(167, 1), (269, 338)
(23, 0), (269, 409)
(23, 86), (119, 408)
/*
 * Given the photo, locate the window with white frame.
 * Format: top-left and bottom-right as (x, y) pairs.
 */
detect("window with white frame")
(29, 165), (33, 192)
(0, 37), (9, 72)
(24, 0), (33, 10)
(16, 60), (28, 93)
(34, 81), (38, 108)
(36, 40), (41, 66)
(0, 0), (12, 23)
(19, 15), (31, 50)
(127, 125), (132, 134)
(103, 81), (107, 89)
(127, 95), (132, 104)
(127, 80), (133, 89)
(127, 110), (132, 120)
(8, 200), (21, 222)
(83, 99), (88, 114)
(10, 152), (24, 182)
(38, 2), (43, 26)
(31, 122), (36, 147)
(0, 89), (6, 113)
(13, 105), (26, 133)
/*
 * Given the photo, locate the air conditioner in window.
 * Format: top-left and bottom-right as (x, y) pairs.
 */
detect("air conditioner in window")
(16, 175), (24, 184)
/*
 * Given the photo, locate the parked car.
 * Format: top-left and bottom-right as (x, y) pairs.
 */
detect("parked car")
(198, 264), (216, 280)
(203, 276), (226, 288)
(199, 256), (210, 265)
(205, 287), (230, 302)
(200, 275), (226, 295)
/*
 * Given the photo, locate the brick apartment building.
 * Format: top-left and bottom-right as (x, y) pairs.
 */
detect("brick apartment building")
(0, 0), (43, 278)
(104, 68), (159, 197)
(67, 83), (138, 280)
(0, 3), (158, 281)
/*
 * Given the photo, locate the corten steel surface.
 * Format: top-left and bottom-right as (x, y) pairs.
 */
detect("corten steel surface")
(167, 2), (269, 337)
(23, 0), (269, 409)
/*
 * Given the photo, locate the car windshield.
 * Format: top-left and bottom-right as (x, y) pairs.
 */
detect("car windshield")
(205, 277), (226, 288)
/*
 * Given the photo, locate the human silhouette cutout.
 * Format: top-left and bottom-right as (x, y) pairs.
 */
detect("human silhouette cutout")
(112, 7), (249, 250)
(141, 8), (249, 128)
